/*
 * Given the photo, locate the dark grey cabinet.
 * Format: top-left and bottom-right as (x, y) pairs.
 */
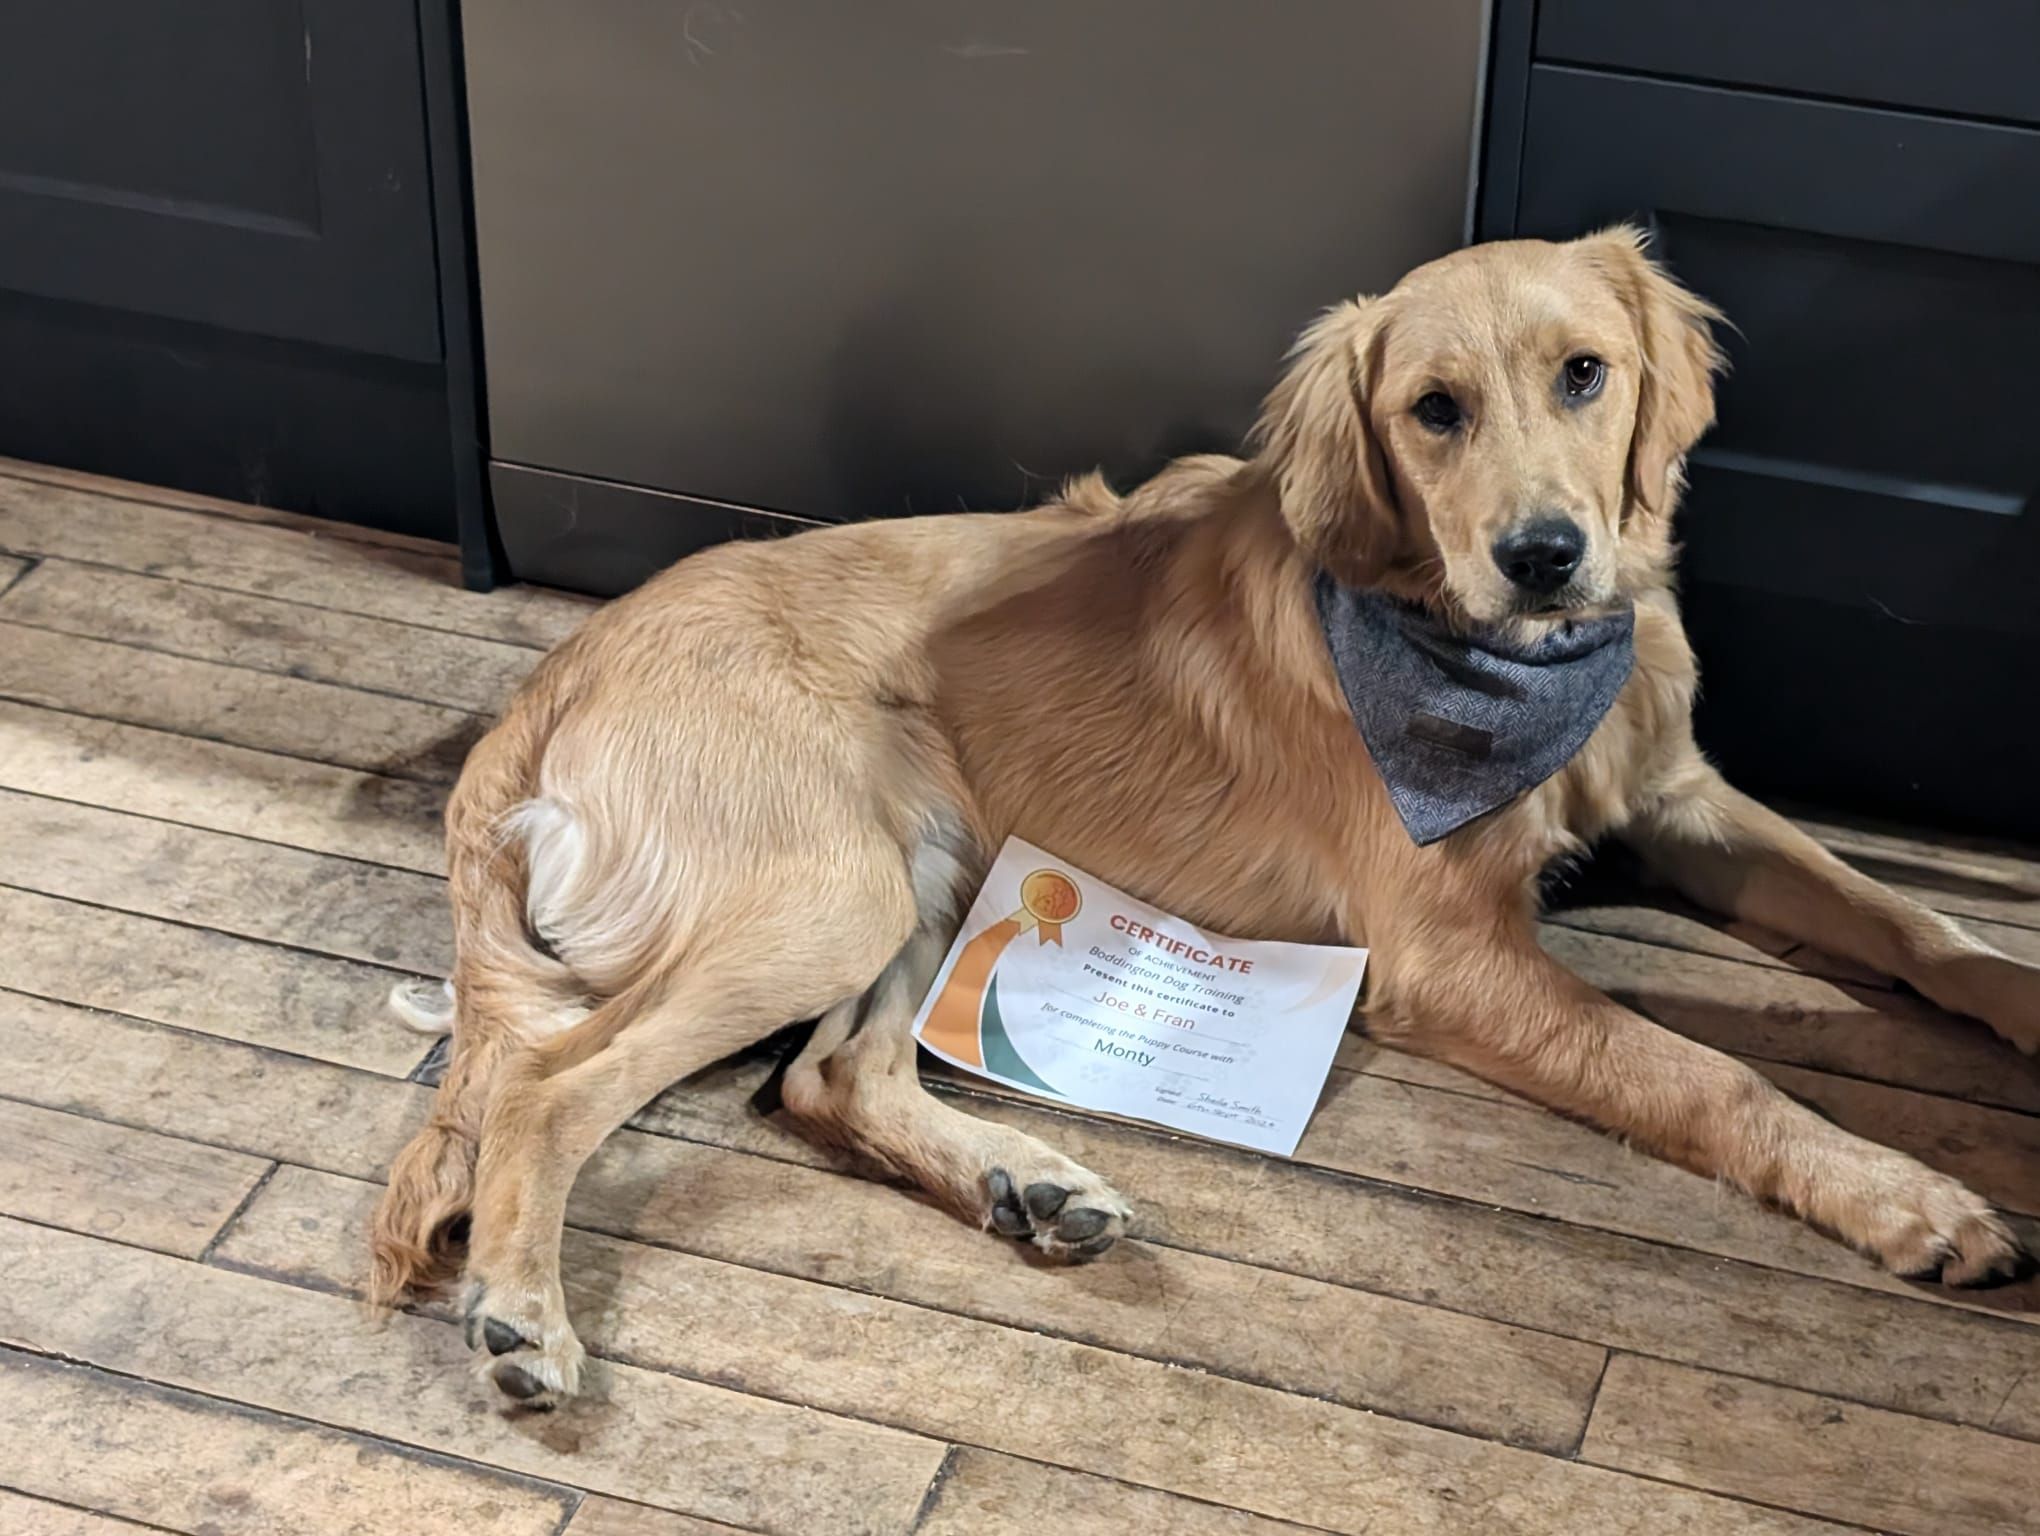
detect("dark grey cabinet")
(1483, 0), (2040, 839)
(0, 1), (439, 360)
(1535, 0), (2040, 124)
(0, 1), (487, 557)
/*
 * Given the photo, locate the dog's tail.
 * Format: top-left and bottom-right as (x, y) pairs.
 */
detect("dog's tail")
(367, 921), (559, 1305)
(368, 1048), (484, 1304)
(369, 902), (585, 1305)
(371, 976), (470, 1297)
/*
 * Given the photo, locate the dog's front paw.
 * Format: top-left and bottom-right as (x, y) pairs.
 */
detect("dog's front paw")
(1846, 1155), (2031, 1289)
(983, 1159), (1132, 1263)
(463, 1282), (586, 1409)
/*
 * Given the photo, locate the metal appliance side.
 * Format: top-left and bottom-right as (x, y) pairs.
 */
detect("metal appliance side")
(465, 1), (1488, 591)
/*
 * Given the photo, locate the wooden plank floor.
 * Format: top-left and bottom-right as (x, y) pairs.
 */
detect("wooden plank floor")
(2, 461), (2038, 1535)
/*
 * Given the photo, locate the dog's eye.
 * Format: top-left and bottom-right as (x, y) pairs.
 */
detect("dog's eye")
(1562, 355), (1606, 400)
(1413, 392), (1462, 433)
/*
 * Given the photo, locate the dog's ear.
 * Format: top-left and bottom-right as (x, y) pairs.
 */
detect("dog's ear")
(1584, 227), (1727, 523)
(1251, 299), (1400, 586)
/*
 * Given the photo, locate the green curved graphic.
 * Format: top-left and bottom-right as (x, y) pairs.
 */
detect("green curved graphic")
(981, 975), (1062, 1096)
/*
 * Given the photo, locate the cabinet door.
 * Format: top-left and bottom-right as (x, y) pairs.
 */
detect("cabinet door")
(0, 0), (440, 362)
(1516, 68), (2040, 834)
(1536, 0), (2040, 125)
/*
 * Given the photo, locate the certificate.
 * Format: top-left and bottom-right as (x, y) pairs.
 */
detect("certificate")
(913, 838), (1367, 1155)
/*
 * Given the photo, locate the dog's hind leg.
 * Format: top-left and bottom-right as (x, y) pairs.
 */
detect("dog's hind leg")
(461, 865), (916, 1408)
(371, 697), (587, 1306)
(369, 883), (578, 1306)
(777, 927), (1133, 1262)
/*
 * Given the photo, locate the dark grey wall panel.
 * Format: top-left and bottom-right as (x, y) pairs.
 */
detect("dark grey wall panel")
(466, 0), (1486, 530)
(1507, 59), (2040, 837)
(0, 6), (319, 218)
(0, 2), (475, 541)
(1537, 0), (2040, 127)
(0, 291), (453, 530)
(1518, 67), (2040, 266)
(0, 0), (441, 361)
(1515, 71), (2040, 637)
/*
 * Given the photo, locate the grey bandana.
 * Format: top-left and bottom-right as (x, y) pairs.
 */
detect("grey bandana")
(1314, 576), (1636, 846)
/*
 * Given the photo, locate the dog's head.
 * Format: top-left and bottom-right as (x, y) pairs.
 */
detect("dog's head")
(1254, 228), (1725, 626)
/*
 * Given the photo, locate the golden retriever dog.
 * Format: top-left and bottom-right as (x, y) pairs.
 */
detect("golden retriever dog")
(371, 228), (2038, 1407)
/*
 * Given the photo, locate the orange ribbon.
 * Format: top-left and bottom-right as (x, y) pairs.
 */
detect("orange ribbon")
(918, 917), (1024, 1069)
(918, 868), (1082, 1070)
(1014, 908), (1064, 947)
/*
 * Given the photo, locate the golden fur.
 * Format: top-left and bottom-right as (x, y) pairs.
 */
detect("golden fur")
(371, 229), (2039, 1407)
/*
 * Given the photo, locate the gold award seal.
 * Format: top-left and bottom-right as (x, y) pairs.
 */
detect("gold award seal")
(1016, 868), (1081, 946)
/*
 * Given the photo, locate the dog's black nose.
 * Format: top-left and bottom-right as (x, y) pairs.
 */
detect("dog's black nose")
(1492, 518), (1585, 596)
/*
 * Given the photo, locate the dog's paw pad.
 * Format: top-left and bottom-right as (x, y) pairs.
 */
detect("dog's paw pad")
(464, 1284), (584, 1410)
(492, 1363), (551, 1403)
(984, 1161), (1131, 1263)
(1055, 1207), (1112, 1242)
(987, 1170), (1033, 1236)
(482, 1318), (528, 1356)
(1023, 1182), (1070, 1221)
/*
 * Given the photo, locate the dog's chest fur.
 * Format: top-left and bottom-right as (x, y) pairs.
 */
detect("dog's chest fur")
(929, 524), (1699, 947)
(1519, 590), (1701, 858)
